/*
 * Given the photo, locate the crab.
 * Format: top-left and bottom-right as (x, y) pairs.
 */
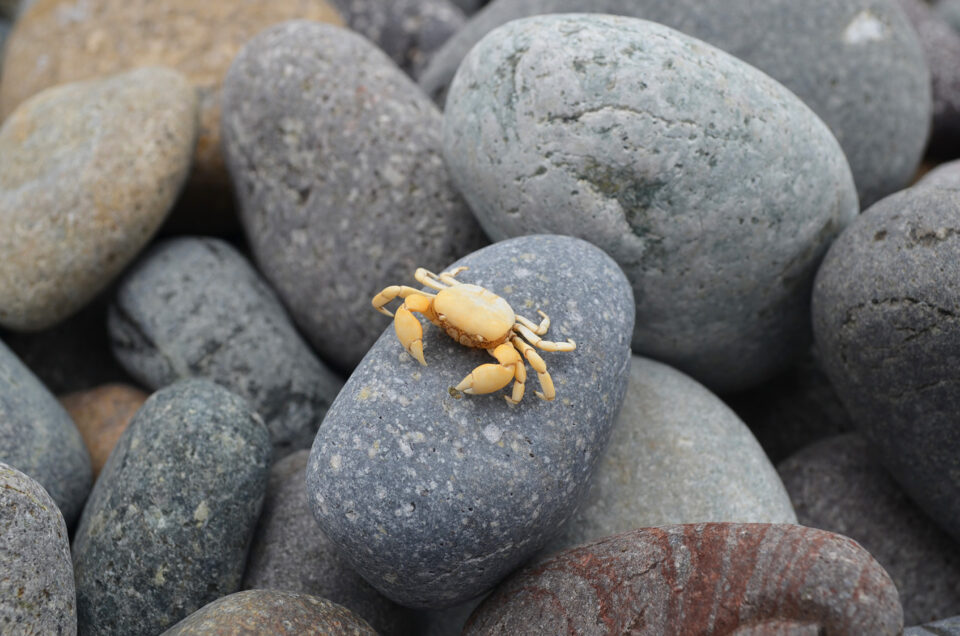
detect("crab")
(372, 267), (576, 403)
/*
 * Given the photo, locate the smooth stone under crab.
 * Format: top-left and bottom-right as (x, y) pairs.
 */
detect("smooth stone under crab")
(307, 234), (634, 609)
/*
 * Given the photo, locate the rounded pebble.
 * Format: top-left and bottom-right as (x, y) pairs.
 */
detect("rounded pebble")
(0, 338), (91, 527)
(223, 20), (486, 371)
(0, 463), (76, 635)
(443, 14), (857, 392)
(307, 235), (634, 608)
(813, 185), (960, 542)
(0, 67), (197, 331)
(72, 379), (272, 636)
(108, 237), (343, 460)
(243, 451), (418, 635)
(424, 0), (929, 208)
(160, 590), (376, 636)
(465, 523), (903, 635)
(544, 356), (796, 556)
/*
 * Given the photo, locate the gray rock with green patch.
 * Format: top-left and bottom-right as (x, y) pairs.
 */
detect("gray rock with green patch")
(443, 14), (858, 392)
(307, 235), (634, 608)
(72, 379), (271, 636)
(0, 337), (91, 527)
(0, 463), (76, 635)
(422, 0), (930, 208)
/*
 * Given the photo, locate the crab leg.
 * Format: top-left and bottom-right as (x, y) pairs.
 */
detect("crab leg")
(514, 323), (576, 352)
(414, 268), (449, 291)
(394, 293), (438, 366)
(516, 310), (551, 336)
(438, 266), (469, 286)
(454, 343), (524, 404)
(511, 336), (555, 401)
(372, 286), (435, 317)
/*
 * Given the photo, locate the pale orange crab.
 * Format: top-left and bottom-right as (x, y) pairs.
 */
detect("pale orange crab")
(372, 267), (576, 403)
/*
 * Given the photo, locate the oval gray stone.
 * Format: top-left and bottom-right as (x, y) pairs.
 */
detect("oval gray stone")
(779, 434), (960, 626)
(72, 379), (271, 636)
(243, 451), (417, 635)
(222, 21), (486, 372)
(812, 185), (960, 542)
(328, 0), (466, 74)
(423, 0), (930, 208)
(307, 234), (634, 608)
(544, 356), (795, 556)
(0, 67), (197, 331)
(0, 338), (91, 527)
(443, 14), (858, 393)
(917, 159), (960, 188)
(160, 590), (377, 636)
(0, 463), (76, 635)
(108, 237), (344, 460)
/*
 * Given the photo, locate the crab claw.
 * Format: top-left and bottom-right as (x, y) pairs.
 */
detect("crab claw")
(455, 363), (514, 395)
(394, 305), (426, 365)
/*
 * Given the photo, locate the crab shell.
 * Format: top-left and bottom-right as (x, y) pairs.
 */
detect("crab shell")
(431, 284), (516, 349)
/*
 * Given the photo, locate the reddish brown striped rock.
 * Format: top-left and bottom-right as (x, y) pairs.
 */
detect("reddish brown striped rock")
(464, 523), (902, 635)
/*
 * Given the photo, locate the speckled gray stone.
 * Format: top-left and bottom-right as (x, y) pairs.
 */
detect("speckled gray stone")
(0, 463), (76, 635)
(813, 184), (960, 542)
(0, 338), (91, 527)
(0, 67), (197, 331)
(725, 347), (855, 464)
(898, 0), (960, 156)
(937, 0), (960, 33)
(160, 590), (377, 636)
(779, 434), (960, 626)
(424, 0), (930, 208)
(243, 451), (417, 635)
(328, 0), (466, 74)
(72, 379), (271, 636)
(907, 616), (960, 635)
(108, 237), (343, 460)
(543, 356), (795, 557)
(443, 14), (857, 393)
(307, 235), (634, 608)
(222, 21), (486, 372)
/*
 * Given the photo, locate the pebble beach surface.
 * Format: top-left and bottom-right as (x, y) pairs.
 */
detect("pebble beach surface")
(1, 1), (959, 633)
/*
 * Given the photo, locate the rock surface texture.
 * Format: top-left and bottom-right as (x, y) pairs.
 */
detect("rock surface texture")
(907, 616), (960, 635)
(72, 380), (271, 636)
(443, 14), (858, 392)
(779, 434), (960, 625)
(160, 590), (377, 636)
(464, 523), (903, 635)
(424, 0), (930, 208)
(307, 235), (634, 608)
(223, 21), (486, 371)
(0, 67), (196, 331)
(243, 451), (417, 635)
(0, 464), (76, 635)
(109, 237), (343, 459)
(545, 356), (795, 555)
(813, 183), (960, 542)
(0, 0), (343, 231)
(0, 338), (91, 527)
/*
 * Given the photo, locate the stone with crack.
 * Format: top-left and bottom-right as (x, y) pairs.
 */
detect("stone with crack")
(813, 181), (960, 544)
(443, 14), (858, 393)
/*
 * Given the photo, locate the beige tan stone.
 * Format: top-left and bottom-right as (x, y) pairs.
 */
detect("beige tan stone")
(0, 0), (344, 230)
(59, 383), (148, 478)
(0, 67), (197, 330)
